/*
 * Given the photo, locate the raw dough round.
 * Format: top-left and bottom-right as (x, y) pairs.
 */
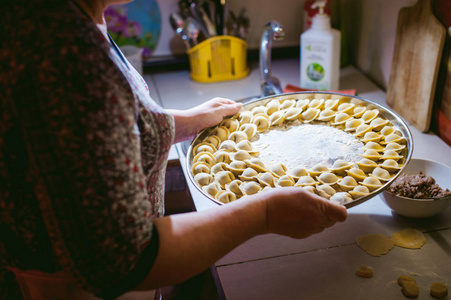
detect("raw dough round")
(356, 265), (374, 278)
(391, 228), (427, 249)
(430, 282), (448, 299)
(397, 275), (417, 286)
(401, 281), (419, 298)
(356, 234), (395, 257)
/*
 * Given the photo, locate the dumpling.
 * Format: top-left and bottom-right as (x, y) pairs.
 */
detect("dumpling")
(280, 99), (297, 110)
(239, 168), (259, 181)
(317, 172), (340, 185)
(239, 123), (258, 139)
(296, 99), (310, 110)
(295, 175), (319, 187)
(382, 150), (403, 161)
(215, 190), (237, 204)
(193, 142), (217, 155)
(324, 99), (340, 110)
(193, 152), (215, 166)
(337, 176), (358, 192)
(238, 111), (253, 124)
(245, 158), (267, 172)
(381, 133), (405, 145)
(346, 167), (367, 181)
(316, 184), (337, 199)
(228, 130), (249, 143)
(330, 160), (353, 176)
(308, 98), (324, 109)
(361, 149), (382, 161)
(353, 124), (373, 137)
(331, 112), (352, 125)
(275, 175), (296, 187)
(300, 108), (320, 123)
(330, 192), (353, 205)
(210, 162), (229, 175)
(361, 177), (383, 191)
(239, 181), (262, 195)
(361, 109), (379, 123)
(317, 109), (336, 122)
(337, 102), (355, 114)
(352, 106), (367, 118)
(220, 118), (240, 132)
(269, 163), (288, 177)
(369, 117), (389, 131)
(235, 140), (258, 154)
(266, 99), (281, 115)
(251, 106), (267, 116)
(380, 126), (396, 137)
(269, 110), (286, 126)
(257, 172), (276, 187)
(349, 185), (370, 199)
(203, 135), (221, 148)
(344, 118), (364, 132)
(384, 142), (405, 152)
(228, 160), (247, 175)
(308, 164), (330, 177)
(379, 159), (402, 172)
(356, 158), (378, 173)
(287, 166), (309, 179)
(252, 114), (271, 132)
(361, 131), (382, 143)
(191, 162), (211, 175)
(302, 186), (317, 194)
(232, 150), (253, 161)
(284, 107), (303, 121)
(225, 179), (243, 196)
(202, 181), (221, 198)
(210, 126), (230, 141)
(214, 150), (232, 164)
(218, 140), (236, 152)
(214, 171), (236, 188)
(370, 167), (392, 182)
(194, 173), (214, 187)
(363, 141), (385, 152)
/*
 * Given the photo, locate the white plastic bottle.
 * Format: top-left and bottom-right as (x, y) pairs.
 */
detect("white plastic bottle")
(300, 0), (340, 90)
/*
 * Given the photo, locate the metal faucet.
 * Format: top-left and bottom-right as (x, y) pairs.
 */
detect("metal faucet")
(260, 21), (285, 97)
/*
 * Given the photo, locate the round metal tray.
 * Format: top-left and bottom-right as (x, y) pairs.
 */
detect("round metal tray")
(186, 92), (413, 209)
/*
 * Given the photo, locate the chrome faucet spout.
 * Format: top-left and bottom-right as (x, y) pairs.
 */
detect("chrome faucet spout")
(260, 21), (285, 97)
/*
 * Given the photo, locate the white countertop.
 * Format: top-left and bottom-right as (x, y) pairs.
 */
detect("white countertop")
(146, 58), (451, 300)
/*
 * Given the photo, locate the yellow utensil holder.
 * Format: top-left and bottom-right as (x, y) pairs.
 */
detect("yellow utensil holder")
(187, 36), (249, 83)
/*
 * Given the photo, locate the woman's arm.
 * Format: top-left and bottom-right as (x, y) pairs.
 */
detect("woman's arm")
(167, 98), (242, 143)
(136, 187), (348, 289)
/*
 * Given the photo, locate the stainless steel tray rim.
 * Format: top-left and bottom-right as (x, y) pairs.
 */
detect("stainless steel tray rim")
(186, 92), (414, 209)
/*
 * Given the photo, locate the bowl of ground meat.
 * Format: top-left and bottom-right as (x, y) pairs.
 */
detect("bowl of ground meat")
(381, 158), (451, 218)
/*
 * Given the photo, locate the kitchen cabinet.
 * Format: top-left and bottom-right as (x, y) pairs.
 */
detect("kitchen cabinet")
(145, 58), (451, 299)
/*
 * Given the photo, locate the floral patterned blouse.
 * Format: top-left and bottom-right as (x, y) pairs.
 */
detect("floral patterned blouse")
(0, 0), (174, 299)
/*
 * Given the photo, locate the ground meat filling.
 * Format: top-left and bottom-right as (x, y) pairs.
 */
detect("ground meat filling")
(387, 172), (451, 199)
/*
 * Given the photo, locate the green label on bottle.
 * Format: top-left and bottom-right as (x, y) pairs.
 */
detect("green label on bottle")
(306, 63), (325, 82)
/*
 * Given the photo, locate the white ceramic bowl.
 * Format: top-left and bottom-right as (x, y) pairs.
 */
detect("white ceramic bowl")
(381, 158), (451, 218)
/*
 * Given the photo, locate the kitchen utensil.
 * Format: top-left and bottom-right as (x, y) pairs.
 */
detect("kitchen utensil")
(184, 17), (203, 47)
(186, 92), (413, 209)
(386, 0), (446, 132)
(381, 158), (451, 218)
(169, 12), (191, 49)
(190, 2), (215, 37)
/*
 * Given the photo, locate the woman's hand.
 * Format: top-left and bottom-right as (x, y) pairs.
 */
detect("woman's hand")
(251, 187), (348, 239)
(168, 97), (242, 143)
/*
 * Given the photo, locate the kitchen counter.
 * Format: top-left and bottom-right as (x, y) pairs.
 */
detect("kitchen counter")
(145, 58), (451, 299)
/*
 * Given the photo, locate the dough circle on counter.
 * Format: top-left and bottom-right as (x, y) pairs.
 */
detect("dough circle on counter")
(356, 233), (395, 257)
(356, 265), (374, 278)
(430, 282), (448, 299)
(391, 228), (426, 249)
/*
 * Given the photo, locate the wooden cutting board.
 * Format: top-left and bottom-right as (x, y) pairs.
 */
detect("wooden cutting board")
(386, 0), (446, 132)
